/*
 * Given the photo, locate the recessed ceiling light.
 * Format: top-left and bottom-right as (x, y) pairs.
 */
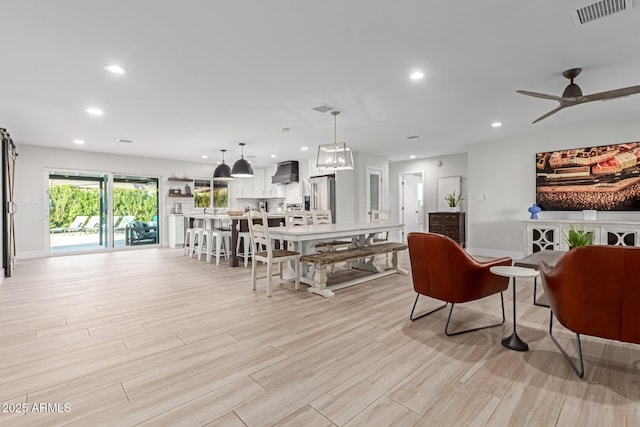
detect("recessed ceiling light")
(104, 64), (126, 75)
(410, 155), (416, 159)
(201, 155), (208, 159)
(410, 71), (424, 80)
(301, 146), (308, 151)
(492, 121), (502, 128)
(86, 107), (103, 116)
(73, 139), (85, 145)
(270, 154), (277, 158)
(216, 161), (221, 165)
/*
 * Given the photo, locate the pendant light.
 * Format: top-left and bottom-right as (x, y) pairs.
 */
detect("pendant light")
(316, 111), (354, 170)
(213, 149), (233, 181)
(231, 142), (254, 177)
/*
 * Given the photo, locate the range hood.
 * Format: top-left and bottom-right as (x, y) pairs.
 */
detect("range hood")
(271, 160), (299, 184)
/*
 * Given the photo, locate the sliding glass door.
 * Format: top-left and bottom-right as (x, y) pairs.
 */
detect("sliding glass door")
(48, 171), (159, 253)
(113, 175), (159, 248)
(48, 172), (109, 253)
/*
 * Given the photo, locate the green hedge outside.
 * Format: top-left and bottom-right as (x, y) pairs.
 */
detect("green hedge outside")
(50, 185), (157, 229)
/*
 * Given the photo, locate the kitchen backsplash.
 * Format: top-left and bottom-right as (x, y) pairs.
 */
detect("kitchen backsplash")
(284, 182), (303, 205)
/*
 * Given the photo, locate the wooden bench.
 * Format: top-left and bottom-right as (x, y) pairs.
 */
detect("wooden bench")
(300, 242), (408, 297)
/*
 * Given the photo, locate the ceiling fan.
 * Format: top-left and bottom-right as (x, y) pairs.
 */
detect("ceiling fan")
(517, 68), (640, 124)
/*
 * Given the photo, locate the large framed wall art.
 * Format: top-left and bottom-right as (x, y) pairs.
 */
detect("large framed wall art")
(536, 141), (640, 211)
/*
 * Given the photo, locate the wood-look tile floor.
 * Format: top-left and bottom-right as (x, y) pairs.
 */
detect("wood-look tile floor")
(0, 249), (638, 426)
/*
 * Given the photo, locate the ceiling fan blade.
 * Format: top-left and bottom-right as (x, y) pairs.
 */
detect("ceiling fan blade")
(532, 106), (565, 124)
(581, 85), (640, 102)
(516, 90), (565, 102)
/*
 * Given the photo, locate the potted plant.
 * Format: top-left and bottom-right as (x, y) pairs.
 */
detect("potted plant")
(565, 227), (593, 249)
(444, 191), (463, 212)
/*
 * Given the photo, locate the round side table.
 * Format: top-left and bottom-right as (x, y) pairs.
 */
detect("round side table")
(490, 265), (540, 351)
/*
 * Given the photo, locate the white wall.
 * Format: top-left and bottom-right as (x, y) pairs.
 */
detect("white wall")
(467, 124), (640, 258)
(389, 153), (468, 241)
(16, 144), (219, 259)
(19, 125), (640, 260)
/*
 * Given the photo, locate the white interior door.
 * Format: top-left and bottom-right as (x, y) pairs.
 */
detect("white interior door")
(366, 167), (383, 220)
(399, 172), (424, 242)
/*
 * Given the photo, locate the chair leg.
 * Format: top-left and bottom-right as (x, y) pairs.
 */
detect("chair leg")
(206, 234), (214, 264)
(197, 234), (205, 260)
(266, 262), (272, 297)
(244, 237), (250, 267)
(215, 234), (222, 266)
(183, 230), (191, 256)
(294, 259), (300, 290)
(549, 311), (585, 378)
(533, 277), (550, 308)
(409, 294), (448, 321)
(444, 292), (506, 336)
(223, 236), (229, 260)
(251, 257), (258, 291)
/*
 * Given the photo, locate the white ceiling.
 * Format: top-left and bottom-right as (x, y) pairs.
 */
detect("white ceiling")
(2, 1), (640, 168)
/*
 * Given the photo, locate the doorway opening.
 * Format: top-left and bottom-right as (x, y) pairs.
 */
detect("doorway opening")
(399, 171), (424, 242)
(48, 172), (109, 253)
(48, 171), (159, 253)
(366, 167), (383, 220)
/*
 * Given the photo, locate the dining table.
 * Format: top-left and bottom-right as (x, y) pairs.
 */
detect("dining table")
(266, 222), (407, 297)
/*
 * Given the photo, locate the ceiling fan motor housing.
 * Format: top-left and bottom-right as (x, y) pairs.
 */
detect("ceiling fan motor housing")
(562, 83), (583, 98)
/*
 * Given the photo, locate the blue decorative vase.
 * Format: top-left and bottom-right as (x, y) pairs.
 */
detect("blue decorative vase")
(528, 203), (541, 219)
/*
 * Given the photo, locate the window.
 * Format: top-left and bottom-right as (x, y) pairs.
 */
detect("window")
(213, 181), (229, 208)
(194, 179), (211, 208)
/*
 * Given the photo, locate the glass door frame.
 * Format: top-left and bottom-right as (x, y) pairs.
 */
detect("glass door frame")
(46, 169), (113, 255)
(45, 168), (161, 255)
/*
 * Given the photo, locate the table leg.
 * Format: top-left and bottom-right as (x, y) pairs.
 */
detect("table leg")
(501, 277), (529, 351)
(229, 218), (239, 267)
(306, 264), (335, 298)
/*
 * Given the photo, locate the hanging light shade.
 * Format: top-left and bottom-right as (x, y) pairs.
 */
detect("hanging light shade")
(316, 111), (354, 170)
(213, 149), (233, 181)
(231, 142), (254, 177)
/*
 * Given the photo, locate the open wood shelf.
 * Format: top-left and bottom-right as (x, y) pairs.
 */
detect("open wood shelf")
(167, 177), (193, 182)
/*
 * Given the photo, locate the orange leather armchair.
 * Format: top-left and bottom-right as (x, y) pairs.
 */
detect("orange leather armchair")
(407, 232), (512, 335)
(539, 245), (640, 378)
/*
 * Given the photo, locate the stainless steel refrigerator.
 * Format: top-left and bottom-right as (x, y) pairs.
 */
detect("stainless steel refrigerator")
(306, 175), (336, 223)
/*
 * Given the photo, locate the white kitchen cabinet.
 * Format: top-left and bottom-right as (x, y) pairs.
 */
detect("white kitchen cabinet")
(253, 168), (265, 197)
(229, 176), (254, 198)
(168, 214), (185, 248)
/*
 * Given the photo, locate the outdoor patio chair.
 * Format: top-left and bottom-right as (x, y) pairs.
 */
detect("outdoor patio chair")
(116, 215), (136, 231)
(126, 221), (158, 245)
(82, 216), (101, 232)
(51, 215), (88, 233)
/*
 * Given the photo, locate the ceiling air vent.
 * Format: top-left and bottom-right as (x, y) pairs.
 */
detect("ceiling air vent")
(312, 104), (337, 113)
(571, 0), (632, 26)
(117, 138), (135, 144)
(405, 135), (422, 140)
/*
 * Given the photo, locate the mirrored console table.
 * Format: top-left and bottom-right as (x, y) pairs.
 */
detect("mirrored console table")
(522, 219), (640, 255)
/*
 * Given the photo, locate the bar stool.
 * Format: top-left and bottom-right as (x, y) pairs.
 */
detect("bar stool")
(199, 229), (231, 265)
(236, 230), (252, 267)
(183, 227), (204, 256)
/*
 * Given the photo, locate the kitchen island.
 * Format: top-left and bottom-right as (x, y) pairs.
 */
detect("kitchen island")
(183, 212), (286, 267)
